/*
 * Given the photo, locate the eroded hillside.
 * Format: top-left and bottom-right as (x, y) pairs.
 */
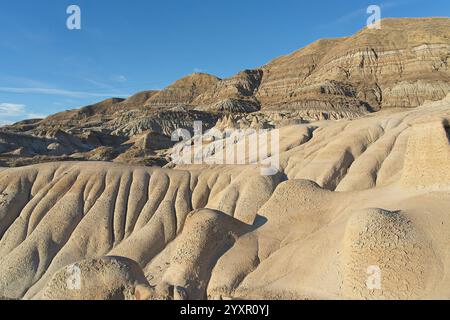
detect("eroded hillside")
(1, 18), (449, 168)
(0, 95), (449, 300)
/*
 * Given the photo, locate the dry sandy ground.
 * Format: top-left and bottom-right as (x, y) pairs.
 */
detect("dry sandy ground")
(0, 95), (449, 300)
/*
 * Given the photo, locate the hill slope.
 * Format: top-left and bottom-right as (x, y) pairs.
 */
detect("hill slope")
(0, 18), (449, 169)
(0, 94), (449, 299)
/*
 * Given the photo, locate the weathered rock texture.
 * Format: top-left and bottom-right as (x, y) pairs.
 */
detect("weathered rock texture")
(0, 95), (449, 300)
(1, 18), (449, 168)
(256, 18), (450, 112)
(0, 18), (449, 300)
(151, 18), (450, 114)
(38, 256), (153, 300)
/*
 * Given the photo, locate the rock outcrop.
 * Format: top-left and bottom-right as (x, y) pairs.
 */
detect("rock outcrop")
(259, 19), (450, 110)
(0, 95), (450, 299)
(1, 18), (449, 168)
(38, 256), (153, 300)
(154, 18), (450, 113)
(0, 17), (449, 301)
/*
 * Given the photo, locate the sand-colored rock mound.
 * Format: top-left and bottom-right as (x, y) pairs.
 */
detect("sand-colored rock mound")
(38, 256), (152, 300)
(0, 89), (450, 300)
(147, 209), (252, 300)
(207, 179), (339, 300)
(0, 162), (280, 299)
(145, 73), (221, 108)
(206, 181), (449, 300)
(341, 208), (440, 299)
(172, 95), (450, 193)
(401, 119), (450, 189)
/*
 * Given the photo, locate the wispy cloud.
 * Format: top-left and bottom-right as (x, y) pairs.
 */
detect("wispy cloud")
(0, 120), (13, 127)
(0, 103), (26, 116)
(82, 78), (114, 89)
(0, 103), (46, 124)
(0, 87), (129, 98)
(112, 75), (127, 83)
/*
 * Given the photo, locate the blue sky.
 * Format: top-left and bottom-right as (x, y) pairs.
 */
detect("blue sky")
(0, 0), (448, 125)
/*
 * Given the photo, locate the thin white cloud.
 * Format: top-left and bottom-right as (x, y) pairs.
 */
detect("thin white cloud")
(82, 78), (114, 89)
(0, 103), (47, 123)
(0, 103), (26, 116)
(0, 87), (129, 98)
(112, 75), (127, 82)
(0, 120), (13, 127)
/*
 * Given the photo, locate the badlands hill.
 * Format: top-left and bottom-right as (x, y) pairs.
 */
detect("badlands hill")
(1, 18), (449, 167)
(148, 18), (450, 113)
(0, 18), (449, 300)
(0, 94), (449, 300)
